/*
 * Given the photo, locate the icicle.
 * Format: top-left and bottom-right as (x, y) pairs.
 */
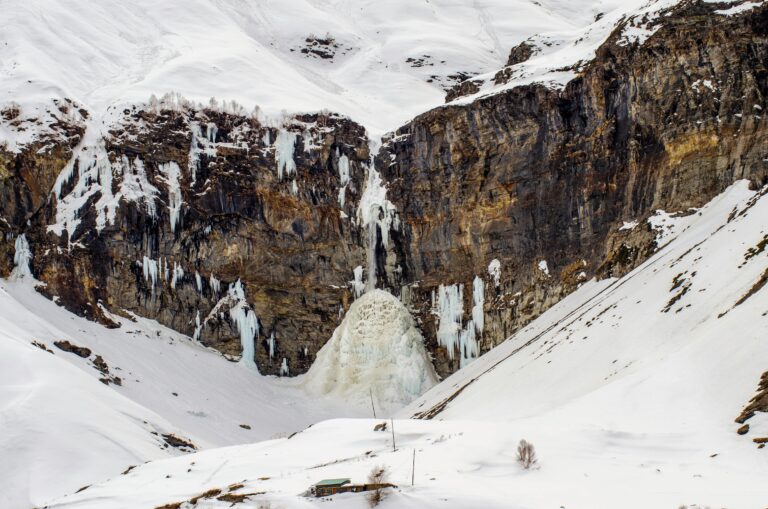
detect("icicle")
(171, 262), (184, 289)
(142, 256), (159, 290)
(291, 179), (298, 196)
(11, 234), (32, 278)
(210, 274), (221, 294)
(434, 282), (481, 366)
(274, 130), (297, 180)
(206, 122), (218, 143)
(366, 220), (377, 292)
(158, 162), (183, 232)
(188, 122), (217, 185)
(472, 276), (485, 335)
(228, 280), (259, 370)
(163, 259), (170, 281)
(268, 332), (276, 360)
(435, 284), (464, 360)
(262, 130), (271, 146)
(195, 271), (203, 293)
(352, 265), (365, 299)
(338, 152), (350, 186)
(279, 357), (289, 376)
(193, 311), (202, 341)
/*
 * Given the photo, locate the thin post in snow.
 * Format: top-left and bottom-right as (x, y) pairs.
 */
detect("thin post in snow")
(391, 418), (396, 452)
(411, 448), (416, 486)
(370, 387), (377, 418)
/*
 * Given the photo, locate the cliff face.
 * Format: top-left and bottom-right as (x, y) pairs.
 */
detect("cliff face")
(1, 2), (766, 377)
(2, 105), (371, 375)
(375, 2), (768, 374)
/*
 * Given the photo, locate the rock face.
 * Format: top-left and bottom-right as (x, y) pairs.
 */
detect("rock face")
(1, 3), (767, 378)
(2, 103), (372, 375)
(374, 2), (768, 374)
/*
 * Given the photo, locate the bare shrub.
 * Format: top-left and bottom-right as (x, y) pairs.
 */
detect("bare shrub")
(516, 439), (537, 469)
(366, 464), (389, 507)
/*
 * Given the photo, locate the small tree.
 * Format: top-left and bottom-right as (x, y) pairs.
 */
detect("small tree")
(516, 439), (537, 469)
(366, 464), (390, 507)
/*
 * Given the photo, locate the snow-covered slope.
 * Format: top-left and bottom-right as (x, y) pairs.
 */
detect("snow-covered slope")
(0, 275), (364, 508)
(0, 0), (720, 138)
(44, 182), (768, 508)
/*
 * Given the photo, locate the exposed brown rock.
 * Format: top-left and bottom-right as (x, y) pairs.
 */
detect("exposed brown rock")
(53, 340), (91, 358)
(162, 433), (197, 450)
(736, 371), (768, 424)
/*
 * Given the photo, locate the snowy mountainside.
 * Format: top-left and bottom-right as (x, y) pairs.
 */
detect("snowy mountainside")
(44, 182), (768, 508)
(401, 180), (768, 428)
(0, 275), (364, 508)
(0, 0), (701, 138)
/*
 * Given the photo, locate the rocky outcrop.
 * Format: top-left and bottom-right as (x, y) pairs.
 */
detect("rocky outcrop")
(375, 1), (768, 374)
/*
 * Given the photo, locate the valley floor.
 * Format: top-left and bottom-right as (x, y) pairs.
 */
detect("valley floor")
(31, 181), (768, 508)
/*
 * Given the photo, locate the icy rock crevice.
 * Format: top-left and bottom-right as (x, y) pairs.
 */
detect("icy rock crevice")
(303, 289), (438, 412)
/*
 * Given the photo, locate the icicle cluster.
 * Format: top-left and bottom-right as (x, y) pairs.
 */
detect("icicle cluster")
(433, 278), (485, 367)
(337, 151), (350, 207)
(158, 162), (183, 232)
(142, 256), (159, 290)
(188, 121), (217, 184)
(352, 265), (365, 299)
(209, 274), (221, 294)
(357, 163), (400, 291)
(280, 358), (290, 376)
(11, 234), (32, 278)
(171, 262), (184, 289)
(118, 156), (159, 219)
(228, 280), (259, 370)
(274, 129), (298, 180)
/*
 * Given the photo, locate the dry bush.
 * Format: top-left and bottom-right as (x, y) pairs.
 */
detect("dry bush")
(366, 464), (390, 507)
(516, 439), (537, 469)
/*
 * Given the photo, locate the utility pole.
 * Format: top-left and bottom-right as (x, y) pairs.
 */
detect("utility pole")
(369, 388), (377, 418)
(411, 448), (416, 486)
(391, 418), (396, 452)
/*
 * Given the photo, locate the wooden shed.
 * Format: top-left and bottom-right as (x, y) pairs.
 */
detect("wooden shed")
(312, 478), (353, 497)
(311, 478), (396, 497)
